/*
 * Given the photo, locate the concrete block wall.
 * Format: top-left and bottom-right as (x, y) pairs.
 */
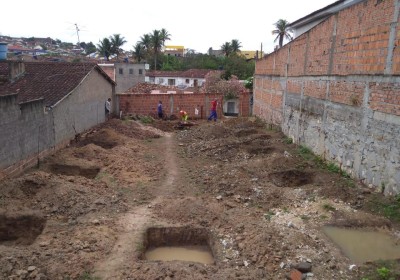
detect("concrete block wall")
(254, 0), (400, 193)
(0, 95), (55, 178)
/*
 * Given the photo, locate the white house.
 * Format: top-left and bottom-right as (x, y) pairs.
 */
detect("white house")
(146, 69), (214, 89)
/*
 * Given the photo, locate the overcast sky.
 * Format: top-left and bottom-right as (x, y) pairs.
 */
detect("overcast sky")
(1, 0), (336, 54)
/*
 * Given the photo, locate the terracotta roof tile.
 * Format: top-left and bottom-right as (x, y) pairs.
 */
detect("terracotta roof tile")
(0, 61), (114, 106)
(146, 69), (218, 79)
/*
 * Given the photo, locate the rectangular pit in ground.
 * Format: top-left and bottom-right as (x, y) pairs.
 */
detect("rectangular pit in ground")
(141, 226), (216, 264)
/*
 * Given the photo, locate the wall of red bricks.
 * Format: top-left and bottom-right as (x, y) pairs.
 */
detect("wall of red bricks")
(255, 0), (400, 121)
(118, 92), (251, 119)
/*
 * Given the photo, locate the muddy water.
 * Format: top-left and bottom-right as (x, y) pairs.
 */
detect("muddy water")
(323, 226), (400, 263)
(145, 246), (214, 264)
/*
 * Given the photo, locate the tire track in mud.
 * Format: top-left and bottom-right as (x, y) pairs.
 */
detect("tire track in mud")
(93, 133), (178, 279)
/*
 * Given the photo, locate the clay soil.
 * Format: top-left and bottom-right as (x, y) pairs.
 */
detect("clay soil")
(0, 117), (399, 280)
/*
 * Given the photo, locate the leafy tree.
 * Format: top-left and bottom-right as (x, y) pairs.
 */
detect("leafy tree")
(133, 42), (145, 63)
(272, 19), (293, 48)
(221, 42), (232, 57)
(204, 72), (246, 99)
(139, 34), (152, 51)
(97, 38), (112, 60)
(85, 42), (96, 54)
(221, 54), (254, 80)
(231, 39), (242, 53)
(109, 34), (127, 59)
(160, 28), (171, 45)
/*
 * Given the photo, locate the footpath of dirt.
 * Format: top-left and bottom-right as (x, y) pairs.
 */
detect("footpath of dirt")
(0, 117), (399, 280)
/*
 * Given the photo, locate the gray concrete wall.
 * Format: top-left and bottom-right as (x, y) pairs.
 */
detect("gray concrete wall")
(279, 75), (400, 194)
(115, 63), (146, 94)
(0, 94), (54, 170)
(52, 69), (113, 144)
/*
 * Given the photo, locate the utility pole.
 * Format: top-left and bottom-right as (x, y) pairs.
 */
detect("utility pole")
(75, 23), (80, 45)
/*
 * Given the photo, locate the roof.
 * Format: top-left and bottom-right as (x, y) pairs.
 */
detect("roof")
(0, 61), (115, 106)
(146, 69), (214, 79)
(288, 0), (365, 28)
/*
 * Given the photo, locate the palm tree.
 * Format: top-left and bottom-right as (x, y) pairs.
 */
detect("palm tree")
(139, 34), (152, 51)
(221, 42), (232, 57)
(231, 39), (242, 53)
(160, 28), (171, 45)
(272, 19), (293, 48)
(133, 42), (145, 63)
(150, 29), (163, 70)
(97, 38), (112, 61)
(109, 34), (127, 59)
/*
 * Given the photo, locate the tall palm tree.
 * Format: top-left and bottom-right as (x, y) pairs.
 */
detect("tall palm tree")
(231, 39), (242, 53)
(160, 28), (171, 45)
(133, 42), (145, 63)
(150, 29), (163, 70)
(139, 33), (152, 51)
(109, 34), (127, 59)
(97, 38), (112, 61)
(221, 42), (232, 57)
(272, 19), (293, 48)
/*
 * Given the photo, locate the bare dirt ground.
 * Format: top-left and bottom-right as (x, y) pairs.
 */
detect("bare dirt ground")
(0, 117), (399, 280)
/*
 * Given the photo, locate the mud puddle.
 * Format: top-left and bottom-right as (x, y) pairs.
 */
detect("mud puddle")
(144, 246), (214, 264)
(323, 226), (400, 263)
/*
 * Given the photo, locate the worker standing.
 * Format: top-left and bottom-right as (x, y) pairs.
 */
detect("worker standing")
(208, 98), (218, 122)
(180, 110), (188, 122)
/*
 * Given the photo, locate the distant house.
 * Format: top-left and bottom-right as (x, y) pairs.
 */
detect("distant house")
(98, 62), (148, 94)
(0, 61), (115, 178)
(164, 45), (185, 57)
(288, 0), (365, 38)
(146, 69), (215, 88)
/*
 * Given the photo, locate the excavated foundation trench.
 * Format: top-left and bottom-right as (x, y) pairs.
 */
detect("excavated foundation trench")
(0, 212), (46, 245)
(142, 227), (215, 264)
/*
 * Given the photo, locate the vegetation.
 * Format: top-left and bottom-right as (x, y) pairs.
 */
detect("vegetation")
(272, 19), (293, 48)
(361, 261), (400, 280)
(369, 194), (400, 222)
(203, 71), (246, 99)
(135, 28), (171, 70)
(97, 34), (127, 61)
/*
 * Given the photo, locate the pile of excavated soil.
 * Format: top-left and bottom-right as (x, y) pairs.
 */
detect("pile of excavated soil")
(0, 117), (399, 279)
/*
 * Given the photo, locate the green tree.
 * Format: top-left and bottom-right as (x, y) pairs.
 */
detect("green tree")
(109, 34), (127, 59)
(150, 30), (163, 70)
(133, 42), (145, 63)
(139, 34), (152, 51)
(97, 38), (112, 61)
(160, 28), (171, 45)
(221, 42), (232, 57)
(231, 39), (242, 53)
(85, 42), (97, 54)
(272, 19), (293, 48)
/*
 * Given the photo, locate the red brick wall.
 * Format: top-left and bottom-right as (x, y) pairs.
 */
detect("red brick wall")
(254, 0), (400, 123)
(118, 92), (251, 119)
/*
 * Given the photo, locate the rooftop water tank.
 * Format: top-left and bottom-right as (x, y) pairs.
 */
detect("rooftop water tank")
(0, 42), (7, 60)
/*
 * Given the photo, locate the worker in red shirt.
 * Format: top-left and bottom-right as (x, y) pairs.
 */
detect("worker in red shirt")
(208, 98), (218, 122)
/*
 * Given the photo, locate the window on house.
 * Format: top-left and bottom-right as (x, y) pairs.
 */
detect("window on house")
(129, 69), (133, 74)
(139, 69), (143, 75)
(159, 78), (164, 84)
(168, 79), (175, 86)
(119, 68), (123, 74)
(185, 79), (189, 84)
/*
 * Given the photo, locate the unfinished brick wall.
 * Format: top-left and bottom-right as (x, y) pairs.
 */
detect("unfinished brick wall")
(255, 0), (400, 194)
(118, 92), (251, 119)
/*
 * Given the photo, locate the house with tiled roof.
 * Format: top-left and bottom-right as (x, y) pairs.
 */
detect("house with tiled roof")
(0, 60), (115, 178)
(146, 69), (217, 88)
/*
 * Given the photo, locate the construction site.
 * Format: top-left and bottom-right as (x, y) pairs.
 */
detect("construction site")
(0, 117), (399, 280)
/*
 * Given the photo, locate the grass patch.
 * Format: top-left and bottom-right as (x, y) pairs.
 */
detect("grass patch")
(360, 260), (400, 280)
(369, 194), (400, 222)
(264, 211), (275, 221)
(284, 136), (293, 144)
(78, 272), (100, 280)
(140, 116), (154, 124)
(322, 203), (336, 212)
(300, 215), (310, 221)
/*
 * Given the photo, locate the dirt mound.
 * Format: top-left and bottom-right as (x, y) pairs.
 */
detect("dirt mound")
(78, 128), (122, 149)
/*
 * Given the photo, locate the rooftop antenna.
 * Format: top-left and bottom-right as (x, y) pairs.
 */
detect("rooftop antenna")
(75, 23), (80, 45)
